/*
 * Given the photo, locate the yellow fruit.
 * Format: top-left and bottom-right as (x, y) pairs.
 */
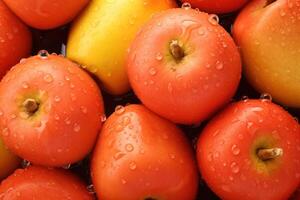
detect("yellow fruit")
(67, 0), (176, 95)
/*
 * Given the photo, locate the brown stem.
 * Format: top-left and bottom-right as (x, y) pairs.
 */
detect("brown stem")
(23, 98), (39, 115)
(169, 40), (185, 61)
(257, 148), (283, 161)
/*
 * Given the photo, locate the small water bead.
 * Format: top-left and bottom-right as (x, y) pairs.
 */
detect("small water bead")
(2, 128), (9, 136)
(115, 105), (125, 115)
(22, 82), (29, 89)
(125, 144), (134, 152)
(80, 106), (88, 114)
(121, 179), (127, 184)
(181, 2), (191, 10)
(54, 96), (61, 102)
(73, 123), (81, 132)
(101, 114), (107, 122)
(241, 95), (249, 102)
(230, 162), (240, 174)
(129, 162), (137, 170)
(231, 145), (241, 155)
(62, 163), (71, 169)
(21, 160), (31, 168)
(149, 67), (157, 76)
(38, 50), (49, 59)
(155, 52), (163, 61)
(216, 62), (224, 70)
(260, 93), (272, 102)
(86, 184), (95, 194)
(208, 14), (219, 25)
(43, 74), (53, 83)
(114, 152), (125, 160)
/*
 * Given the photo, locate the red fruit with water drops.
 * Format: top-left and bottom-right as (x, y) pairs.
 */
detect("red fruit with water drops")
(181, 0), (248, 14)
(2, 0), (89, 29)
(91, 104), (199, 200)
(0, 0), (31, 79)
(0, 52), (104, 167)
(127, 8), (241, 124)
(0, 165), (95, 199)
(197, 99), (300, 200)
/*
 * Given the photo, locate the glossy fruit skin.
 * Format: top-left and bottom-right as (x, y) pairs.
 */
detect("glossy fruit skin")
(91, 104), (198, 200)
(0, 138), (20, 180)
(232, 0), (300, 107)
(2, 0), (89, 29)
(0, 166), (94, 199)
(127, 8), (241, 124)
(67, 0), (176, 95)
(183, 0), (248, 14)
(197, 99), (300, 200)
(0, 54), (104, 167)
(0, 0), (31, 79)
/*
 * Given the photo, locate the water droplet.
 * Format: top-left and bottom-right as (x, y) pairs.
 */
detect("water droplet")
(207, 153), (213, 162)
(114, 152), (125, 160)
(115, 105), (125, 115)
(247, 122), (253, 129)
(260, 93), (272, 102)
(181, 2), (191, 9)
(121, 116), (130, 126)
(73, 123), (80, 132)
(21, 160), (31, 168)
(280, 10), (286, 16)
(156, 52), (163, 61)
(229, 176), (234, 181)
(125, 144), (134, 152)
(149, 67), (157, 76)
(129, 162), (137, 170)
(62, 163), (71, 169)
(54, 96), (61, 102)
(231, 145), (240, 155)
(64, 117), (71, 125)
(22, 82), (29, 89)
(216, 62), (224, 70)
(86, 184), (95, 194)
(43, 74), (53, 83)
(241, 95), (249, 102)
(169, 154), (176, 159)
(80, 106), (88, 114)
(38, 50), (49, 59)
(65, 76), (70, 81)
(208, 14), (219, 25)
(121, 179), (127, 184)
(230, 162), (240, 174)
(2, 128), (9, 136)
(101, 114), (107, 122)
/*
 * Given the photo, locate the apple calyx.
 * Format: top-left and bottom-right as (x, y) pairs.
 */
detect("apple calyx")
(257, 147), (283, 161)
(169, 40), (185, 62)
(23, 98), (39, 116)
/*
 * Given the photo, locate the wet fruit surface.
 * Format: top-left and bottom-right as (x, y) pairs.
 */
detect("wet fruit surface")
(1, 1), (299, 199)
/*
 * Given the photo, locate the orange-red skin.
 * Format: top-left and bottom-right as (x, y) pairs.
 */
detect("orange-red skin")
(3, 0), (90, 29)
(91, 104), (199, 200)
(0, 54), (104, 167)
(0, 0), (31, 79)
(0, 166), (95, 199)
(183, 0), (248, 14)
(127, 8), (241, 124)
(197, 99), (300, 200)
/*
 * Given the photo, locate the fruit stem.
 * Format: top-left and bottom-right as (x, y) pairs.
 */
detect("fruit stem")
(169, 40), (185, 62)
(257, 148), (283, 161)
(23, 98), (39, 115)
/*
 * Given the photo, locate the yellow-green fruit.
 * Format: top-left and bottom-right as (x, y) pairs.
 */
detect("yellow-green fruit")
(67, 0), (176, 95)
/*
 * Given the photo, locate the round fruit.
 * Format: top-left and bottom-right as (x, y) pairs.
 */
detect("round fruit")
(91, 104), (199, 200)
(0, 137), (20, 180)
(0, 0), (31, 78)
(127, 8), (241, 124)
(0, 52), (104, 167)
(2, 0), (90, 29)
(0, 165), (94, 199)
(182, 0), (248, 14)
(197, 99), (300, 200)
(232, 0), (300, 107)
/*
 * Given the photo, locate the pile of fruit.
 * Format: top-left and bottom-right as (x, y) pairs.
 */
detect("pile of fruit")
(0, 0), (299, 199)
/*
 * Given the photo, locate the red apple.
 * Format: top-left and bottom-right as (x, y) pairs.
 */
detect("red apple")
(232, 0), (300, 107)
(127, 8), (241, 124)
(197, 99), (300, 200)
(91, 104), (199, 200)
(0, 52), (104, 167)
